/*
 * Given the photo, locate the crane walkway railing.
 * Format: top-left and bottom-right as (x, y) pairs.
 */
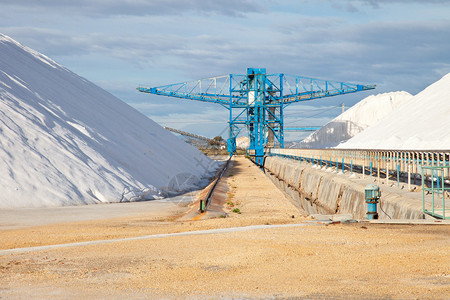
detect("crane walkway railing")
(268, 148), (450, 188)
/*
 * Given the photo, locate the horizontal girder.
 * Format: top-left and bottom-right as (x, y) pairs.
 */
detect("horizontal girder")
(137, 73), (375, 106)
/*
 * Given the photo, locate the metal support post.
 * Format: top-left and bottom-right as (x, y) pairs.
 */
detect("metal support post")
(386, 155), (389, 185)
(377, 155), (380, 183)
(362, 155), (365, 179)
(351, 160), (353, 175)
(408, 164), (411, 191)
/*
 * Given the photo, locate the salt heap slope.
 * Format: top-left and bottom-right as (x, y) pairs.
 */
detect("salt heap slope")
(0, 34), (214, 208)
(338, 73), (450, 150)
(295, 91), (412, 148)
(236, 136), (250, 149)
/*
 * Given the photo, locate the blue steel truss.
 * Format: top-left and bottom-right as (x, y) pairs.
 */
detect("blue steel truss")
(137, 68), (375, 165)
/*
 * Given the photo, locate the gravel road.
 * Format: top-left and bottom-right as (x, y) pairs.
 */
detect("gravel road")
(0, 156), (448, 299)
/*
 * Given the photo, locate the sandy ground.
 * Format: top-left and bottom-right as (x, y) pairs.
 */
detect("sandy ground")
(0, 156), (449, 299)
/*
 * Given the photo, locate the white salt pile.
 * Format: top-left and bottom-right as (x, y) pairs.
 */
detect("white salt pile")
(294, 91), (412, 148)
(338, 73), (450, 150)
(0, 33), (215, 208)
(236, 136), (250, 149)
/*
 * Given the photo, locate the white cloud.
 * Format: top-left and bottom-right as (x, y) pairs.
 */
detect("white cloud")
(1, 0), (449, 138)
(0, 0), (267, 17)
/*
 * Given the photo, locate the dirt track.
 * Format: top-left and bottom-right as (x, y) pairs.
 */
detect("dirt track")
(0, 156), (449, 299)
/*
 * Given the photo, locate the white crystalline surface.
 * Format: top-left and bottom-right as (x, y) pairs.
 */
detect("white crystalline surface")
(236, 136), (250, 149)
(0, 34), (214, 208)
(295, 91), (413, 148)
(338, 73), (450, 150)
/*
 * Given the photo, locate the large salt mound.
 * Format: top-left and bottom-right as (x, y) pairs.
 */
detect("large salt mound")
(236, 136), (250, 149)
(294, 91), (412, 148)
(338, 73), (450, 150)
(0, 34), (214, 208)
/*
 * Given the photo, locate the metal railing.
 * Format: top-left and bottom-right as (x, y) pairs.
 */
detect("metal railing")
(422, 166), (450, 219)
(199, 156), (231, 213)
(268, 148), (450, 189)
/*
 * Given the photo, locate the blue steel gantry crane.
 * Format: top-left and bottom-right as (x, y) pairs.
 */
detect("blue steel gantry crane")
(137, 68), (375, 166)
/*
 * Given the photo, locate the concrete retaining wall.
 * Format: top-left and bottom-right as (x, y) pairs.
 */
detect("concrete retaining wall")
(264, 157), (427, 220)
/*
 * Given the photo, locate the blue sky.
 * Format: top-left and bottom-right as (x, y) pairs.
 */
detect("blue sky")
(1, 0), (449, 141)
